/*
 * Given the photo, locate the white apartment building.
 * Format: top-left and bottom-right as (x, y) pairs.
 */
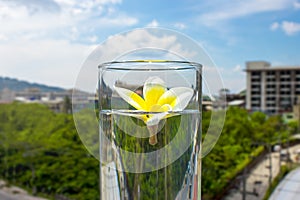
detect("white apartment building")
(245, 61), (300, 114)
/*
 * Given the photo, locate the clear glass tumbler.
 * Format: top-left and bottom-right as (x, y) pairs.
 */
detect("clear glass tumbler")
(98, 60), (202, 200)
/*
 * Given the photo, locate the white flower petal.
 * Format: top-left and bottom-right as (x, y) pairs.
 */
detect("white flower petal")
(114, 86), (146, 110)
(143, 76), (165, 90)
(146, 112), (168, 126)
(157, 90), (177, 107)
(169, 87), (194, 111)
(143, 76), (166, 107)
(146, 104), (171, 126)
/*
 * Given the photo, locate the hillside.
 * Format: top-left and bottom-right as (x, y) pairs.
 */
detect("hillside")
(0, 77), (65, 92)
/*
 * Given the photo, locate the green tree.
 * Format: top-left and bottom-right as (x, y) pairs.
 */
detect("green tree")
(63, 96), (72, 114)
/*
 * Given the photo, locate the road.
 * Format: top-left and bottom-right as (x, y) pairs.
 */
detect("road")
(0, 190), (19, 200)
(224, 144), (300, 200)
(0, 180), (47, 200)
(0, 190), (47, 200)
(269, 167), (300, 200)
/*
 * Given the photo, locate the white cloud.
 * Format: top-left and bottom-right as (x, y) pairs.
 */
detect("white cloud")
(270, 22), (280, 31)
(282, 21), (300, 35)
(0, 0), (137, 41)
(70, 26), (80, 40)
(99, 29), (185, 60)
(199, 0), (294, 26)
(97, 15), (138, 26)
(270, 21), (300, 35)
(0, 0), (140, 88)
(73, 28), (203, 92)
(0, 39), (94, 88)
(147, 19), (159, 27)
(54, 0), (76, 6)
(0, 34), (8, 41)
(54, 0), (122, 7)
(294, 1), (300, 9)
(174, 23), (186, 30)
(0, 0), (61, 17)
(87, 35), (98, 43)
(0, 28), (201, 90)
(233, 64), (242, 72)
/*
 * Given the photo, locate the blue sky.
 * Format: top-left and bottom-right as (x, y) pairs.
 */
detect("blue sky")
(1, 0), (300, 92)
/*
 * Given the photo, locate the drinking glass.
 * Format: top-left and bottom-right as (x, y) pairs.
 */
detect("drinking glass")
(98, 60), (202, 200)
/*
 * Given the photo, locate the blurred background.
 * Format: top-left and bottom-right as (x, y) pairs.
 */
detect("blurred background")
(1, 0), (300, 199)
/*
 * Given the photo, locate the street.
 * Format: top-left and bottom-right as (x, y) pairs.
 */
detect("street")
(0, 180), (47, 200)
(224, 144), (300, 200)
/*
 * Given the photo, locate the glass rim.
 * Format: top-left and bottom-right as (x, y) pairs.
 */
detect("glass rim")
(98, 60), (202, 71)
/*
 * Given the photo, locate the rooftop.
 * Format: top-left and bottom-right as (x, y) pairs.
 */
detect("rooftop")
(245, 61), (300, 72)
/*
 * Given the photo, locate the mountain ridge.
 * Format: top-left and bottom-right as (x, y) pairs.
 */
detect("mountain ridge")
(0, 76), (66, 92)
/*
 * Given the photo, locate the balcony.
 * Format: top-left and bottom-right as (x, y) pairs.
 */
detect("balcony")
(251, 75), (261, 79)
(280, 88), (291, 92)
(251, 87), (261, 92)
(280, 74), (291, 78)
(251, 94), (261, 97)
(251, 81), (261, 85)
(266, 99), (275, 102)
(251, 100), (260, 104)
(266, 80), (276, 84)
(266, 94), (276, 97)
(266, 88), (276, 91)
(266, 75), (275, 78)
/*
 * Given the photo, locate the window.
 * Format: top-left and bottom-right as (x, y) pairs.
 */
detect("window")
(252, 72), (260, 76)
(280, 70), (291, 75)
(251, 91), (260, 95)
(251, 97), (260, 101)
(280, 78), (291, 82)
(266, 85), (276, 88)
(267, 78), (276, 82)
(252, 85), (260, 88)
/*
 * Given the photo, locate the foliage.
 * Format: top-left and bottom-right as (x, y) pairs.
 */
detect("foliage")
(201, 107), (295, 199)
(0, 103), (297, 200)
(0, 103), (99, 200)
(262, 164), (294, 200)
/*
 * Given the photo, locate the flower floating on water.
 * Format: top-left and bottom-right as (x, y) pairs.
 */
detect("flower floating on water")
(114, 76), (194, 145)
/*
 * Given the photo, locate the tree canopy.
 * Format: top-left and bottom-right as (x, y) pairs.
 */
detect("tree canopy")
(0, 103), (296, 199)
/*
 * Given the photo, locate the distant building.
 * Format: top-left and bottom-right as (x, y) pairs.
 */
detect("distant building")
(203, 95), (213, 111)
(0, 88), (15, 103)
(211, 89), (245, 110)
(245, 61), (300, 114)
(0, 87), (95, 113)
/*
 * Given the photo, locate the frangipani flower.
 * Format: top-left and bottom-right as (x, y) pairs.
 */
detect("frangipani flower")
(114, 76), (194, 145)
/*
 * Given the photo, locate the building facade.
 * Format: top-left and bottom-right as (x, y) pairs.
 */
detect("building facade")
(245, 61), (300, 114)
